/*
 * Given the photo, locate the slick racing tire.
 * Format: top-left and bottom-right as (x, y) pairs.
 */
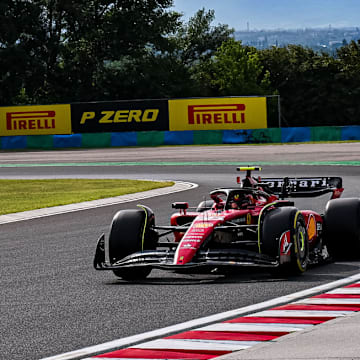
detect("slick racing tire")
(324, 198), (360, 258)
(261, 207), (309, 275)
(196, 200), (214, 212)
(109, 207), (157, 280)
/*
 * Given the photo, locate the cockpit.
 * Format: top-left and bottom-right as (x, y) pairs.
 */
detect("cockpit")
(210, 189), (269, 210)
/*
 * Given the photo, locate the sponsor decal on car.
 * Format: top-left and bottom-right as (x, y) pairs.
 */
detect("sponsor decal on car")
(193, 222), (214, 229)
(181, 239), (202, 243)
(264, 178), (328, 189)
(188, 228), (208, 233)
(182, 234), (204, 238)
(199, 215), (225, 221)
(247, 213), (252, 225)
(181, 243), (198, 250)
(280, 230), (292, 264)
(317, 222), (322, 232)
(307, 214), (317, 240)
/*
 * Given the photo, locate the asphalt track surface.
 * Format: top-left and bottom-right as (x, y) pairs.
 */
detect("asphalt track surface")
(0, 143), (359, 360)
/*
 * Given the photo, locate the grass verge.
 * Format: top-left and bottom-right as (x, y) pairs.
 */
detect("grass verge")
(0, 179), (173, 215)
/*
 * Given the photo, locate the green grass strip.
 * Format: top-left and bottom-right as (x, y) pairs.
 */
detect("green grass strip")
(0, 179), (173, 215)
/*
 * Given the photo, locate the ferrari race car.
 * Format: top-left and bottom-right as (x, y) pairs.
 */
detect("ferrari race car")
(94, 167), (360, 280)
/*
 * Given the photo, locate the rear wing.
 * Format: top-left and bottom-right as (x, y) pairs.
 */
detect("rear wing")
(259, 177), (343, 199)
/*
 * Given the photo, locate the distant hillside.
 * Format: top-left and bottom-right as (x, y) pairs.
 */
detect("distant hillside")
(234, 27), (360, 53)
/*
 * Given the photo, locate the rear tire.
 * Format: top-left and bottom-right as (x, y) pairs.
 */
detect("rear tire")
(324, 198), (360, 258)
(109, 208), (156, 280)
(261, 207), (309, 275)
(291, 213), (309, 273)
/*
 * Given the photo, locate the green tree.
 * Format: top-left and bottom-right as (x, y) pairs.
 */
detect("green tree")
(173, 8), (233, 66)
(195, 38), (271, 96)
(96, 7), (234, 100)
(334, 40), (360, 125)
(0, 0), (182, 105)
(60, 0), (182, 101)
(0, 0), (45, 105)
(260, 45), (341, 126)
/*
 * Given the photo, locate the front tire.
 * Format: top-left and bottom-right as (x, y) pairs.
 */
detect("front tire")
(109, 207), (156, 280)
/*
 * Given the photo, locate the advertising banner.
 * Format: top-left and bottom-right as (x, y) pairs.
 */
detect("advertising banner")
(0, 104), (71, 136)
(71, 100), (169, 133)
(169, 97), (267, 131)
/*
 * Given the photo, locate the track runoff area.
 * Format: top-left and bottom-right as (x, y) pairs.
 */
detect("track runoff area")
(40, 165), (360, 360)
(41, 273), (360, 360)
(2, 143), (352, 360)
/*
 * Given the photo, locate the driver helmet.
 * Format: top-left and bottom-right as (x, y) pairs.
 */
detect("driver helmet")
(231, 193), (253, 209)
(231, 193), (244, 209)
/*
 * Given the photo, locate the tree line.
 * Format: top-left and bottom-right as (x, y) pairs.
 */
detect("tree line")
(1, 0), (360, 127)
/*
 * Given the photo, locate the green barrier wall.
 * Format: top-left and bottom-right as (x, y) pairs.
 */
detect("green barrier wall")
(81, 133), (112, 148)
(252, 128), (282, 143)
(310, 126), (343, 142)
(137, 131), (164, 147)
(193, 130), (224, 145)
(27, 135), (54, 149)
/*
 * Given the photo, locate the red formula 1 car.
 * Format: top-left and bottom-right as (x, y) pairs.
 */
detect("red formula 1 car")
(94, 167), (360, 280)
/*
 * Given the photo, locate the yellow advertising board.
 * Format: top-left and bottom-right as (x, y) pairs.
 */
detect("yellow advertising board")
(0, 104), (72, 136)
(169, 97), (267, 131)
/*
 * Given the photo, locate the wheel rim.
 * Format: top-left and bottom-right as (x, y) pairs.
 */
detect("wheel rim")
(296, 223), (308, 266)
(298, 226), (305, 254)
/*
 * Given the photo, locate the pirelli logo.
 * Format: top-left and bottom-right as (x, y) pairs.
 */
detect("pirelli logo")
(6, 111), (56, 130)
(169, 98), (267, 131)
(0, 104), (71, 135)
(188, 104), (246, 125)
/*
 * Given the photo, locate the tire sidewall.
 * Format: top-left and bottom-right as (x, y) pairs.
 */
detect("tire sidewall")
(108, 208), (155, 280)
(324, 198), (360, 256)
(291, 212), (309, 273)
(261, 206), (309, 274)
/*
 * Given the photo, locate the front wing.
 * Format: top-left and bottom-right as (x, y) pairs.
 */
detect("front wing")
(94, 235), (279, 272)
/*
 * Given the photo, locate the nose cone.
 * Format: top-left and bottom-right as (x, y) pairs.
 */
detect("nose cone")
(174, 217), (217, 265)
(175, 247), (198, 265)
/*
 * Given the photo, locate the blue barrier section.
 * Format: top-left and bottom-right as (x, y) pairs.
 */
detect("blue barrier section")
(164, 131), (193, 145)
(281, 127), (311, 143)
(111, 132), (137, 147)
(1, 136), (27, 149)
(222, 130), (253, 144)
(53, 134), (82, 148)
(341, 126), (360, 140)
(0, 126), (359, 150)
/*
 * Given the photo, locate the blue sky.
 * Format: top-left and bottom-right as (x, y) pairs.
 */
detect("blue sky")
(172, 0), (360, 30)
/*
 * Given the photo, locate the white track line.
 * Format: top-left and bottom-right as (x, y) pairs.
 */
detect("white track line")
(328, 288), (360, 294)
(198, 323), (312, 332)
(133, 338), (253, 351)
(296, 298), (360, 305)
(40, 273), (360, 360)
(249, 309), (354, 318)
